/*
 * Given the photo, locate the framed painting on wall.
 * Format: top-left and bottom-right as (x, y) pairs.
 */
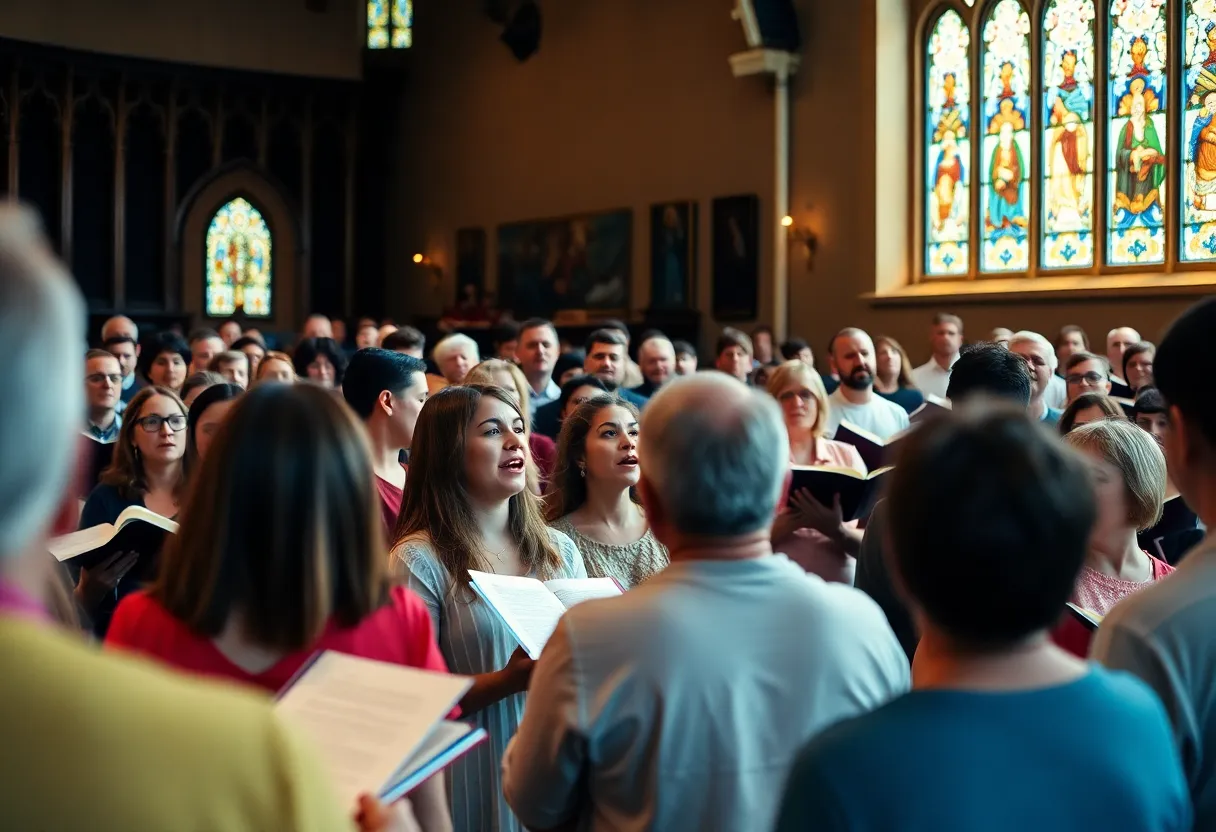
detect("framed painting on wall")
(456, 227), (487, 297)
(497, 209), (632, 317)
(711, 194), (759, 321)
(649, 200), (698, 310)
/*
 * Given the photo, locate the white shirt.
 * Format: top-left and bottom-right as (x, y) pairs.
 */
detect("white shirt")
(1045, 373), (1068, 410)
(910, 357), (956, 399)
(825, 387), (911, 441)
(502, 555), (909, 832)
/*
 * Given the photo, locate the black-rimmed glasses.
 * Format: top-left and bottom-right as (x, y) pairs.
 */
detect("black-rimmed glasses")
(135, 414), (187, 433)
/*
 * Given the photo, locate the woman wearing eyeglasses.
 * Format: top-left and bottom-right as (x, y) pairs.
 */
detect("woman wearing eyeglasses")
(78, 385), (189, 636)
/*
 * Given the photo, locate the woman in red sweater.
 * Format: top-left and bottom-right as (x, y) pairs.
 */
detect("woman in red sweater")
(106, 382), (451, 831)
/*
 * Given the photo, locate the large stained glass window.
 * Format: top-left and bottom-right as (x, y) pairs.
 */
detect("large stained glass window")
(925, 10), (972, 276)
(1108, 0), (1168, 265)
(980, 0), (1032, 272)
(367, 0), (412, 49)
(1042, 0), (1097, 268)
(205, 198), (272, 318)
(1182, 0), (1216, 260)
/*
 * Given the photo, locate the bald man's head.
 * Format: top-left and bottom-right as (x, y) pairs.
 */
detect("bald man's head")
(102, 315), (137, 343)
(639, 374), (787, 539)
(1106, 326), (1140, 375)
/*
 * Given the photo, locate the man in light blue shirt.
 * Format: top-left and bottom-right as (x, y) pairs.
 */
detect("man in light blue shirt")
(503, 374), (908, 832)
(517, 318), (560, 407)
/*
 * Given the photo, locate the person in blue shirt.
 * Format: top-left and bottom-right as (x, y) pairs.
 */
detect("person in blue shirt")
(775, 402), (1191, 832)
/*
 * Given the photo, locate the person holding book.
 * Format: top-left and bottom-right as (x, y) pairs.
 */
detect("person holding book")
(138, 331), (190, 395)
(105, 383), (452, 831)
(774, 403), (1190, 831)
(464, 359), (557, 490)
(854, 343), (1032, 660)
(85, 348), (123, 442)
(390, 384), (587, 832)
(1058, 391), (1126, 434)
(79, 385), (189, 635)
(0, 204), (374, 831)
(872, 335), (925, 415)
(186, 382), (243, 468)
(503, 373), (908, 832)
(1061, 419), (1173, 616)
(766, 360), (865, 584)
(342, 348), (429, 537)
(1092, 297), (1216, 827)
(546, 394), (668, 589)
(823, 328), (910, 442)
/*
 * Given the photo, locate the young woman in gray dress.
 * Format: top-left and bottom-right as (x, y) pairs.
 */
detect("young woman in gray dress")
(390, 384), (586, 832)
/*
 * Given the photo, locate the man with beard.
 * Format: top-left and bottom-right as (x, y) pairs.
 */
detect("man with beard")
(824, 329), (910, 441)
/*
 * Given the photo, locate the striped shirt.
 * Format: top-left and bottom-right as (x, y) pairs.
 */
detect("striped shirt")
(394, 529), (586, 832)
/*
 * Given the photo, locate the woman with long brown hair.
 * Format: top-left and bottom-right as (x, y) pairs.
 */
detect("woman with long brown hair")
(76, 385), (190, 635)
(546, 393), (667, 588)
(872, 335), (925, 414)
(391, 384), (586, 832)
(107, 383), (452, 830)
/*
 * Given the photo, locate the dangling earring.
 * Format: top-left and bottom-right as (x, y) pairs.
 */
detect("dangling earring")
(579, 465), (586, 478)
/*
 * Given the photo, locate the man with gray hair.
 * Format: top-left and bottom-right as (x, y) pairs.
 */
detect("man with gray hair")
(0, 206), (360, 829)
(1008, 330), (1065, 424)
(503, 373), (908, 832)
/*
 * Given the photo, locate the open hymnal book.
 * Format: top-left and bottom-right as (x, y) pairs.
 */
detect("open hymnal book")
(909, 393), (951, 424)
(467, 571), (624, 659)
(1065, 602), (1104, 631)
(48, 506), (177, 574)
(275, 651), (484, 804)
(833, 420), (909, 472)
(788, 465), (893, 522)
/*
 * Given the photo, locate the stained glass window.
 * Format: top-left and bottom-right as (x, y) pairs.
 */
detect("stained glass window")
(980, 0), (1032, 272)
(367, 0), (412, 49)
(925, 10), (972, 276)
(1108, 0), (1168, 265)
(205, 198), (273, 319)
(1182, 0), (1216, 260)
(1042, 0), (1097, 268)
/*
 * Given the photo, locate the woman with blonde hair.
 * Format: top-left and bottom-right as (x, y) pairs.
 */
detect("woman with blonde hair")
(463, 359), (557, 487)
(873, 335), (925, 414)
(767, 360), (866, 584)
(1062, 419), (1174, 616)
(391, 384), (586, 832)
(546, 394), (668, 588)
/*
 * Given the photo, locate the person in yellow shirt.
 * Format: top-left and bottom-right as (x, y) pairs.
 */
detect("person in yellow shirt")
(0, 204), (413, 832)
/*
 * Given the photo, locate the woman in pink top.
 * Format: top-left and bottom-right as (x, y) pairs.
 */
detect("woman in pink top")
(1063, 419), (1174, 616)
(768, 360), (866, 584)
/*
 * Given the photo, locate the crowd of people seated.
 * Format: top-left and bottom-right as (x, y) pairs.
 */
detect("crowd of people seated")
(5, 196), (1216, 830)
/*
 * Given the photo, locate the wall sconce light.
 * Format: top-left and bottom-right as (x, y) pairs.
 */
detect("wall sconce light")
(412, 252), (444, 285)
(782, 216), (818, 271)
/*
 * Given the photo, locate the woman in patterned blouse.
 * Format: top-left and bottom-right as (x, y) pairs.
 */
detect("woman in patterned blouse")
(546, 394), (669, 589)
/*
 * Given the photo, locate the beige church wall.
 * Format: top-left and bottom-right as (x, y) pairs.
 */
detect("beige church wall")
(388, 0), (775, 344)
(0, 0), (363, 79)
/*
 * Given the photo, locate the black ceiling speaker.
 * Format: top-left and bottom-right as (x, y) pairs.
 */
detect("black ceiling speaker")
(736, 0), (801, 52)
(500, 1), (542, 62)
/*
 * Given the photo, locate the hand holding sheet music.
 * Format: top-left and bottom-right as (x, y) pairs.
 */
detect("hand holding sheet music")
(275, 652), (485, 805)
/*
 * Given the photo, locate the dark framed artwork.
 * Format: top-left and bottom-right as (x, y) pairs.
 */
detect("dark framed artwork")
(711, 194), (760, 321)
(649, 200), (698, 310)
(455, 227), (487, 297)
(497, 209), (632, 316)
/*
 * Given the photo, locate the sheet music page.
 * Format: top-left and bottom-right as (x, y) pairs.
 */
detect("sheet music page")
(468, 570), (570, 658)
(275, 652), (471, 803)
(543, 578), (623, 609)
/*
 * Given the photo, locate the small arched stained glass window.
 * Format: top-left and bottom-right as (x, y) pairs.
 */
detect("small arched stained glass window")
(205, 197), (273, 319)
(368, 0), (412, 49)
